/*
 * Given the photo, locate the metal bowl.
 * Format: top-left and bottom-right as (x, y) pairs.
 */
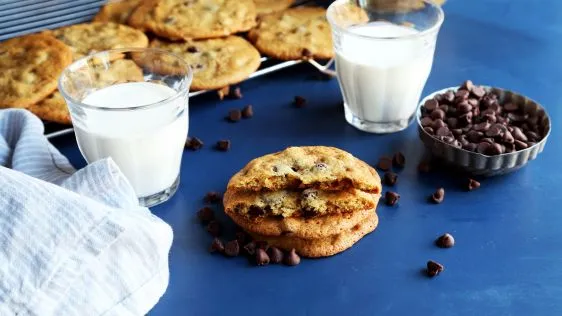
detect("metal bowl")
(416, 86), (551, 176)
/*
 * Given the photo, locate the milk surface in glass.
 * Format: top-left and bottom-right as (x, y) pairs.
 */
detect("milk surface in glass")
(76, 82), (188, 197)
(336, 21), (435, 129)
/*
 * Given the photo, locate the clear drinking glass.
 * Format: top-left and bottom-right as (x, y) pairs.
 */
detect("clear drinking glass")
(327, 0), (444, 133)
(59, 48), (192, 207)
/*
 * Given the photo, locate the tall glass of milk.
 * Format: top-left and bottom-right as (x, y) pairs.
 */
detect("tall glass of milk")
(59, 48), (192, 207)
(327, 0), (444, 133)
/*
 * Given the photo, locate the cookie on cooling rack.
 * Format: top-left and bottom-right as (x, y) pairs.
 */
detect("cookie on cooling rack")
(0, 33), (72, 108)
(128, 0), (257, 40)
(48, 22), (148, 60)
(149, 36), (261, 91)
(28, 59), (144, 124)
(254, 0), (294, 15)
(93, 0), (143, 24)
(248, 7), (333, 60)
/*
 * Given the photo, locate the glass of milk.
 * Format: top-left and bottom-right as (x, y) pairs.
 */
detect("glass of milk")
(327, 0), (444, 133)
(59, 48), (192, 207)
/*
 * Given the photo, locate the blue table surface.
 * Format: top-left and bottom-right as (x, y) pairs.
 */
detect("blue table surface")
(51, 1), (562, 315)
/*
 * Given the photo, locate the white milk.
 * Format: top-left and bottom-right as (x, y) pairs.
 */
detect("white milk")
(75, 82), (188, 197)
(336, 22), (435, 126)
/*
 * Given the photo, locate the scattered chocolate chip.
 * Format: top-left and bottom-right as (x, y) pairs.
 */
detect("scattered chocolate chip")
(435, 233), (455, 248)
(426, 260), (444, 277)
(216, 140), (231, 151)
(197, 206), (214, 222)
(294, 96), (307, 108)
(383, 172), (398, 186)
(284, 248), (301, 266)
(468, 178), (481, 191)
(209, 238), (225, 253)
(255, 240), (269, 251)
(187, 46), (199, 53)
(224, 240), (240, 257)
(228, 109), (242, 122)
(185, 137), (204, 150)
(430, 188), (445, 204)
(241, 105), (253, 118)
(393, 152), (406, 168)
(385, 191), (400, 206)
(418, 161), (431, 173)
(206, 220), (222, 237)
(236, 231), (250, 245)
(230, 87), (243, 99)
(377, 156), (392, 171)
(255, 248), (270, 266)
(204, 191), (222, 203)
(267, 247), (284, 264)
(243, 241), (257, 256)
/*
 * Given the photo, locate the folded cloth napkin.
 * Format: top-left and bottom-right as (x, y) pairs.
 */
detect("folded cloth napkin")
(0, 109), (173, 315)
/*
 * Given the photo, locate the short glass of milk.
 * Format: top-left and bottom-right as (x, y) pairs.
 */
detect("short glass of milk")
(59, 48), (192, 207)
(327, 0), (444, 133)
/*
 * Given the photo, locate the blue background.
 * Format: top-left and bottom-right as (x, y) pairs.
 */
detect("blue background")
(51, 0), (562, 315)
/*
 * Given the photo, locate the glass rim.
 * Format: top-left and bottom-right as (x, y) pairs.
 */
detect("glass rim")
(58, 48), (192, 112)
(326, 0), (445, 41)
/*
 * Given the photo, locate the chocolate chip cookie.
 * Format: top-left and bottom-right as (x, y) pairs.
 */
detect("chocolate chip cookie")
(48, 22), (148, 60)
(0, 33), (73, 108)
(227, 146), (381, 193)
(149, 36), (261, 90)
(128, 0), (257, 40)
(254, 0), (294, 15)
(248, 212), (379, 258)
(93, 0), (143, 24)
(248, 7), (333, 60)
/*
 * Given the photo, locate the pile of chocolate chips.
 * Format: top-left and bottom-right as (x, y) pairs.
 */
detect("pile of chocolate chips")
(198, 191), (301, 267)
(420, 80), (546, 155)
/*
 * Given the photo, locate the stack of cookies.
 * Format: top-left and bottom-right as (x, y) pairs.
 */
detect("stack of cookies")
(223, 146), (382, 257)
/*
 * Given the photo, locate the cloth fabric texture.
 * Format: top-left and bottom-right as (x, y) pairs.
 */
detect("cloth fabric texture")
(0, 109), (173, 315)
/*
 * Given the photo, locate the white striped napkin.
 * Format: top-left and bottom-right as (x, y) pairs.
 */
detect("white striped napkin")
(0, 109), (173, 315)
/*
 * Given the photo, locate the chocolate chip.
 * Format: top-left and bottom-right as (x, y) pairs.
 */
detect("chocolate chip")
(432, 119), (446, 130)
(236, 231), (250, 245)
(207, 220), (222, 237)
(488, 143), (503, 155)
(514, 140), (528, 150)
(423, 127), (434, 134)
(436, 126), (451, 137)
(185, 136), (204, 150)
(526, 131), (540, 142)
(392, 152), (406, 168)
(485, 124), (503, 137)
(455, 89), (470, 100)
(187, 46), (199, 53)
(430, 188), (445, 204)
(197, 206), (214, 223)
(431, 109), (445, 120)
(255, 240), (269, 251)
(228, 109), (242, 122)
(224, 240), (240, 257)
(204, 191), (222, 203)
(512, 127), (528, 142)
(284, 248), (301, 266)
(385, 191), (400, 206)
(426, 260), (444, 277)
(315, 162), (328, 171)
(447, 117), (458, 128)
(443, 91), (455, 102)
(504, 102), (518, 112)
(421, 117), (433, 127)
(468, 178), (480, 191)
(457, 101), (472, 113)
(241, 105), (253, 118)
(294, 95), (307, 108)
(216, 140), (231, 151)
(435, 233), (455, 248)
(267, 247), (284, 264)
(301, 48), (312, 58)
(461, 80), (474, 91)
(377, 156), (392, 171)
(424, 99), (438, 111)
(418, 160), (431, 173)
(471, 86), (486, 98)
(209, 238), (225, 253)
(477, 142), (490, 154)
(243, 241), (256, 256)
(217, 86), (230, 100)
(439, 104), (449, 113)
(230, 87), (243, 99)
(384, 172), (398, 186)
(248, 205), (265, 217)
(255, 248), (270, 266)
(474, 121), (491, 132)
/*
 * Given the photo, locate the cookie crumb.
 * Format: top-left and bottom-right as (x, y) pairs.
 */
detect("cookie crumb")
(217, 86), (230, 100)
